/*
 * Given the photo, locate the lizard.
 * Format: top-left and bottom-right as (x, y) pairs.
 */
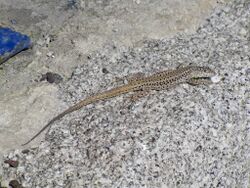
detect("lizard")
(22, 65), (216, 146)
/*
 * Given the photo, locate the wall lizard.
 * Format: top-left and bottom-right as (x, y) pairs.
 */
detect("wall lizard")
(22, 66), (215, 146)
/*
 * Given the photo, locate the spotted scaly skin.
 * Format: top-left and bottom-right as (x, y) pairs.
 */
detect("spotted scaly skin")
(22, 66), (215, 146)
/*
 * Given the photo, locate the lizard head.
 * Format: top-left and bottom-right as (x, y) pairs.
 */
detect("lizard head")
(188, 66), (216, 79)
(185, 66), (216, 85)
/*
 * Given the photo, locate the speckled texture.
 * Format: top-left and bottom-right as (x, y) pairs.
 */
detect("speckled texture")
(2, 0), (249, 187)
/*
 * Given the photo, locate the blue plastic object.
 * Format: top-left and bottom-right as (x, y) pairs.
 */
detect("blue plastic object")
(0, 27), (31, 64)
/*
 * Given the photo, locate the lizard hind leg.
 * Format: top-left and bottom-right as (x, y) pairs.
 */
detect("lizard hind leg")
(113, 72), (145, 85)
(176, 63), (186, 69)
(127, 72), (145, 83)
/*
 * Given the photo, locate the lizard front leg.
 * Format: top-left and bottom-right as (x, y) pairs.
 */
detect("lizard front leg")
(129, 89), (150, 102)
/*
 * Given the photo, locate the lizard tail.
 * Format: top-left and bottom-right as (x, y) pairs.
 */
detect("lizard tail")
(22, 84), (134, 146)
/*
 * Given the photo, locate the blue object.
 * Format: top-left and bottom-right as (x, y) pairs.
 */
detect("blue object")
(0, 27), (31, 64)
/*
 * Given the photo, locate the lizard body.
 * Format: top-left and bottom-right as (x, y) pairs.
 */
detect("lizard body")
(22, 66), (215, 146)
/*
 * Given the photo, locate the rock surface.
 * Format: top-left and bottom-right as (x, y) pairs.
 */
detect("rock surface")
(2, 0), (250, 187)
(0, 0), (219, 165)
